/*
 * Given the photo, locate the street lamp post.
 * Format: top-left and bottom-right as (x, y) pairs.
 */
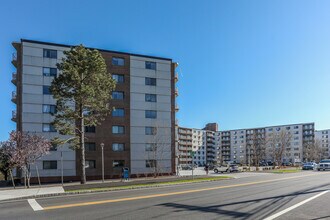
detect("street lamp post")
(100, 143), (104, 182)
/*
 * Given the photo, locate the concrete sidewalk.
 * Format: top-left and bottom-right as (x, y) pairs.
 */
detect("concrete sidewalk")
(0, 186), (64, 201)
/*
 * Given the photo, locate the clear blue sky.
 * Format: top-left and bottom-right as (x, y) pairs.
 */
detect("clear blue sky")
(1, 0), (330, 140)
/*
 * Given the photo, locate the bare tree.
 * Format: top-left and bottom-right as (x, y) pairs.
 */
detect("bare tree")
(246, 130), (267, 168)
(145, 123), (172, 178)
(303, 138), (326, 162)
(268, 130), (292, 167)
(7, 131), (51, 187)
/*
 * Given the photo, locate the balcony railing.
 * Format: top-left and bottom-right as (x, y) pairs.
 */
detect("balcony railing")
(11, 72), (17, 85)
(175, 88), (179, 97)
(175, 73), (179, 82)
(12, 53), (17, 67)
(175, 104), (179, 112)
(11, 91), (17, 103)
(11, 110), (17, 122)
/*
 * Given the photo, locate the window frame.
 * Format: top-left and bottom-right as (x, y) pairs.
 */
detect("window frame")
(43, 49), (57, 59)
(145, 61), (156, 70)
(112, 126), (125, 134)
(43, 104), (56, 114)
(112, 74), (125, 83)
(145, 94), (157, 102)
(43, 67), (57, 77)
(43, 160), (57, 169)
(112, 108), (125, 117)
(112, 91), (124, 100)
(112, 57), (125, 66)
(145, 77), (157, 86)
(145, 110), (157, 119)
(112, 143), (125, 152)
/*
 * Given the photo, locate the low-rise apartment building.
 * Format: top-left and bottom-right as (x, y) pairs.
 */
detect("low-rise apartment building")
(11, 39), (178, 181)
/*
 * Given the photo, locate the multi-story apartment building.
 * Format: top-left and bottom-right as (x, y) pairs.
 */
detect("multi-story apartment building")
(315, 129), (330, 158)
(178, 122), (319, 166)
(177, 126), (217, 167)
(11, 39), (178, 182)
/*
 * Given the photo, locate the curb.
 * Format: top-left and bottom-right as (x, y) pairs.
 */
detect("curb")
(0, 177), (232, 203)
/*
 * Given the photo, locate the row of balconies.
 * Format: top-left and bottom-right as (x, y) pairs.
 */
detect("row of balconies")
(12, 53), (18, 124)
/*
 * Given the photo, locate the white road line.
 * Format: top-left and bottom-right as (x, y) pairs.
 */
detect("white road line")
(27, 199), (44, 211)
(264, 190), (329, 220)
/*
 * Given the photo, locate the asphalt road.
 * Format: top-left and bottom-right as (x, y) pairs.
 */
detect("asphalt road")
(1, 171), (330, 220)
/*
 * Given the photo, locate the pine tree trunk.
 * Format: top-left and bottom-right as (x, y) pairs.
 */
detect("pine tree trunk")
(80, 109), (86, 184)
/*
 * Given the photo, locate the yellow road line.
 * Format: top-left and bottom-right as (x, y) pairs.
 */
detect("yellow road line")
(43, 173), (321, 211)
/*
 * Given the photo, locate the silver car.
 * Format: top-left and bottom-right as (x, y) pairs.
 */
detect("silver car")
(317, 159), (330, 171)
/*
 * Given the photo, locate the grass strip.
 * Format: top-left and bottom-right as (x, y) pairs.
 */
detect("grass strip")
(272, 169), (301, 174)
(66, 176), (232, 193)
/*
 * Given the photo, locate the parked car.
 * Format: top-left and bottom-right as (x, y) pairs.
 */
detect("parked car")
(317, 159), (330, 171)
(282, 162), (293, 166)
(302, 162), (317, 170)
(229, 164), (239, 172)
(214, 164), (239, 173)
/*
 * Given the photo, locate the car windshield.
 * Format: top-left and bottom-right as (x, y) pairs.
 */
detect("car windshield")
(320, 160), (330, 163)
(305, 163), (313, 165)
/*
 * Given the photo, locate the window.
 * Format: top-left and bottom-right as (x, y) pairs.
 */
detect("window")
(146, 160), (157, 168)
(145, 110), (157, 119)
(112, 126), (125, 134)
(43, 67), (57, 77)
(145, 61), (156, 70)
(294, 126), (299, 129)
(145, 127), (157, 135)
(112, 91), (124, 100)
(113, 160), (125, 168)
(112, 57), (125, 66)
(112, 74), (124, 83)
(43, 86), (51, 95)
(286, 127), (291, 130)
(276, 127), (281, 131)
(43, 161), (57, 169)
(86, 160), (96, 169)
(43, 49), (57, 59)
(145, 94), (157, 102)
(112, 108), (125, 117)
(145, 143), (157, 151)
(85, 142), (96, 151)
(43, 124), (56, 132)
(112, 143), (124, 151)
(43, 105), (56, 114)
(85, 126), (96, 133)
(145, 77), (156, 86)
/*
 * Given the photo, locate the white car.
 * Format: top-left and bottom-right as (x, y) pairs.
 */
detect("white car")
(317, 159), (330, 171)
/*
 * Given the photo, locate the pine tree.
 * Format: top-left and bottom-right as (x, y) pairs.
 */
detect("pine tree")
(50, 45), (116, 184)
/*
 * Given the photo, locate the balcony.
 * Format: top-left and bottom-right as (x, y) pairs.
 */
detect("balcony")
(175, 88), (179, 97)
(11, 110), (17, 122)
(175, 104), (179, 112)
(11, 91), (17, 103)
(11, 72), (17, 85)
(12, 53), (17, 67)
(175, 73), (179, 82)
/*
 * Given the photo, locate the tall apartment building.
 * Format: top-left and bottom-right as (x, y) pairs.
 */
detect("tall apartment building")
(315, 129), (330, 158)
(178, 122), (322, 166)
(11, 39), (178, 181)
(177, 127), (217, 166)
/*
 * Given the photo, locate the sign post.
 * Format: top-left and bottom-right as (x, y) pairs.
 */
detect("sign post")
(190, 151), (195, 180)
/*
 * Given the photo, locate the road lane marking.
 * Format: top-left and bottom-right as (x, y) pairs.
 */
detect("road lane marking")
(28, 199), (44, 211)
(43, 173), (321, 211)
(263, 190), (329, 220)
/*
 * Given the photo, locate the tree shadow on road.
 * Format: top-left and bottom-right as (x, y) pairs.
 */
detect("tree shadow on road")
(157, 183), (330, 220)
